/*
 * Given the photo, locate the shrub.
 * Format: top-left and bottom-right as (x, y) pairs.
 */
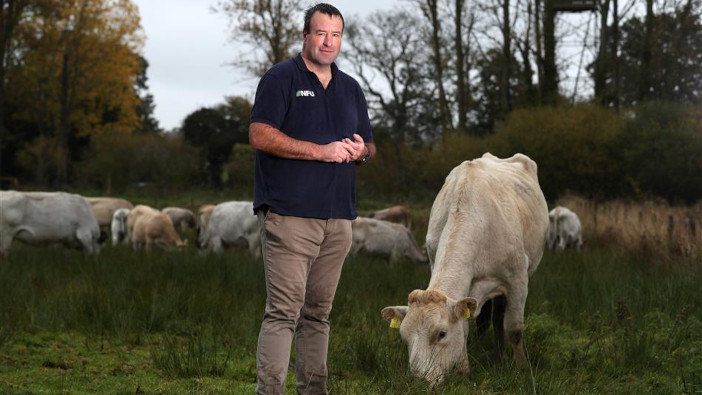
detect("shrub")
(77, 131), (199, 194)
(619, 102), (702, 204)
(488, 104), (625, 201)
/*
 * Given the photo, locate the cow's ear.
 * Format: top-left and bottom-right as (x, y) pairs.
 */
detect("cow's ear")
(381, 306), (408, 329)
(453, 297), (478, 320)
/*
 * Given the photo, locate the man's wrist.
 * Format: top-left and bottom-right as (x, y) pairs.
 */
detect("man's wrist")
(356, 145), (370, 164)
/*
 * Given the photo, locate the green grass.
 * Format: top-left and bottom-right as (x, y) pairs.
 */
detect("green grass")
(0, 243), (700, 394)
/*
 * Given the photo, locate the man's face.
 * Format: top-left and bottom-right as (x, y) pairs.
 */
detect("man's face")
(302, 12), (343, 67)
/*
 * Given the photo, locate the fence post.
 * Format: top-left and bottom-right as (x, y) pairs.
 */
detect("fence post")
(668, 215), (675, 242)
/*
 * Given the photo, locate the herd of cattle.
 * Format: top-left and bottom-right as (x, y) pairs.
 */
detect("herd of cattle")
(0, 192), (438, 260)
(0, 153), (585, 384)
(0, 189), (581, 260)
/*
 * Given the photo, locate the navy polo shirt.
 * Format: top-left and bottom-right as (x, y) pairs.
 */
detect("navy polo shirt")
(250, 54), (373, 220)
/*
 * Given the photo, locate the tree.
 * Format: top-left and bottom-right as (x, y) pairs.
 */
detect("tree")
(617, 1), (702, 105)
(1, 0), (41, 178)
(416, 0), (453, 131)
(133, 56), (161, 134)
(3, 0), (143, 184)
(472, 48), (525, 134)
(344, 10), (437, 143)
(180, 96), (251, 187)
(452, 0), (475, 132)
(214, 0), (303, 77)
(541, 0), (558, 105)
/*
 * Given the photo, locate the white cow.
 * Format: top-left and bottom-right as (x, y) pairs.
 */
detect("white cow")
(547, 206), (583, 252)
(198, 201), (260, 258)
(0, 191), (105, 256)
(368, 205), (413, 229)
(381, 153), (549, 384)
(351, 217), (426, 263)
(110, 208), (131, 246)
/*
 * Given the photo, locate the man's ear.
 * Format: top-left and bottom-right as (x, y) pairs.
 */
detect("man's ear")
(453, 297), (478, 320)
(381, 306), (409, 328)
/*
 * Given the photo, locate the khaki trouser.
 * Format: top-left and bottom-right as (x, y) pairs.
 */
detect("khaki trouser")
(255, 211), (352, 395)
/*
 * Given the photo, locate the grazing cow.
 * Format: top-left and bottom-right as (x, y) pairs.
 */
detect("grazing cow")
(161, 207), (196, 233)
(131, 211), (187, 251)
(547, 206), (583, 252)
(351, 217), (427, 263)
(198, 201), (260, 258)
(110, 208), (131, 246)
(0, 191), (105, 256)
(195, 204), (216, 248)
(126, 205), (160, 239)
(85, 197), (134, 229)
(368, 205), (413, 229)
(381, 153), (549, 384)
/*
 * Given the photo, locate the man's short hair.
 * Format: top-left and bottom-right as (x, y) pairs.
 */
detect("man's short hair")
(303, 3), (344, 34)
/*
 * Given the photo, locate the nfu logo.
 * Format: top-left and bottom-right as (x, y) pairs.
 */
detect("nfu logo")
(296, 90), (315, 97)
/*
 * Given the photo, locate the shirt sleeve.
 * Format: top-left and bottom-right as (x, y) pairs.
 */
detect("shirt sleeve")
(250, 72), (288, 130)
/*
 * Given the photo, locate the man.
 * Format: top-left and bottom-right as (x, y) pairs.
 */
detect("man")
(248, 3), (375, 394)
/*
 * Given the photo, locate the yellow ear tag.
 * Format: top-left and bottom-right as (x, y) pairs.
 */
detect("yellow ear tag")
(390, 317), (401, 329)
(463, 308), (471, 319)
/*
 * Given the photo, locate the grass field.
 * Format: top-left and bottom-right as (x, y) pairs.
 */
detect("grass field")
(0, 240), (700, 394)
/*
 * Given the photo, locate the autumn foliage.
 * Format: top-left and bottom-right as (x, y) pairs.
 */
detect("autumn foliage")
(2, 0), (144, 183)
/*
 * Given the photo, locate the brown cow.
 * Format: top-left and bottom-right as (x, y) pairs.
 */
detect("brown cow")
(85, 197), (134, 228)
(131, 211), (187, 251)
(162, 207), (196, 233)
(368, 205), (412, 229)
(195, 204), (216, 248)
(126, 205), (160, 239)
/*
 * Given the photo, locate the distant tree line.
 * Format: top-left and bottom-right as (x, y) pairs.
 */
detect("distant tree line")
(1, 0), (701, 204)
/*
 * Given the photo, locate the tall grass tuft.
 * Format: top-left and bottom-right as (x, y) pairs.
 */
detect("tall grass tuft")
(559, 194), (702, 261)
(150, 328), (231, 378)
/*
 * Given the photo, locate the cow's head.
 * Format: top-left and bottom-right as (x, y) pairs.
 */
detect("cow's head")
(381, 289), (478, 384)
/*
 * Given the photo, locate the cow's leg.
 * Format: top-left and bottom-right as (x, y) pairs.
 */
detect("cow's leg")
(491, 295), (507, 363)
(475, 296), (506, 363)
(504, 283), (528, 369)
(0, 231), (13, 257)
(247, 233), (261, 259)
(76, 228), (96, 255)
(210, 236), (223, 253)
(389, 248), (400, 264)
(475, 298), (491, 338)
(144, 236), (154, 252)
(131, 235), (140, 251)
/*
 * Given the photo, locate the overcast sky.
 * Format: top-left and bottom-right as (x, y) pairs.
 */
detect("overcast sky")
(134, 0), (394, 131)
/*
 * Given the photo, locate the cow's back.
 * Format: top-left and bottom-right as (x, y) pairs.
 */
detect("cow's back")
(426, 153), (548, 277)
(352, 217), (426, 263)
(5, 191), (98, 236)
(86, 197), (134, 227)
(202, 201), (259, 256)
(0, 191), (101, 254)
(209, 201), (257, 242)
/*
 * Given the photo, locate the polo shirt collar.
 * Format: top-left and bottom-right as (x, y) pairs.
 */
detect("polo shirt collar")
(294, 53), (339, 77)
